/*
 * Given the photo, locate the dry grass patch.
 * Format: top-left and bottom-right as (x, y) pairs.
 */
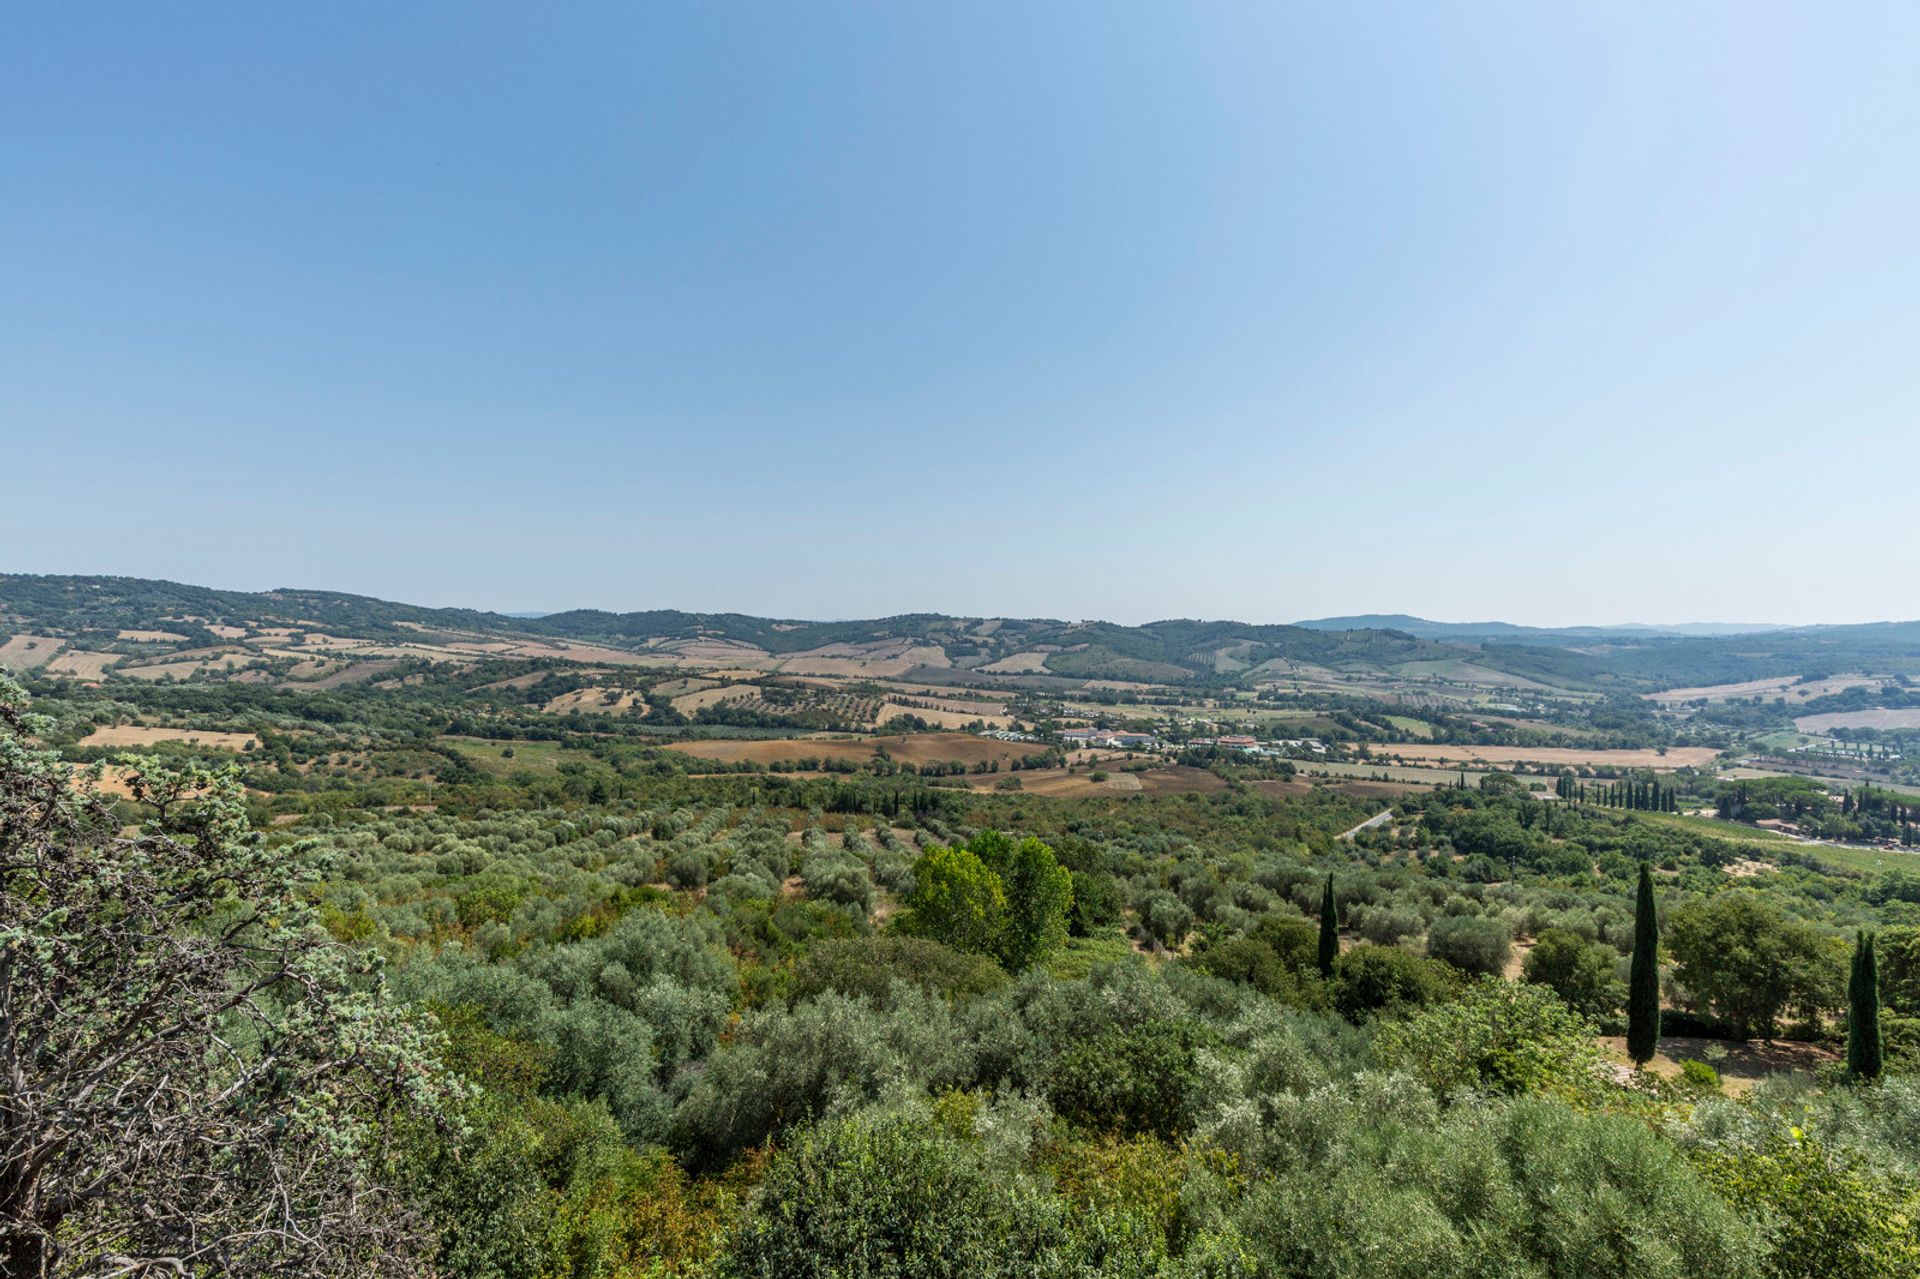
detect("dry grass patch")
(117, 654), (254, 681)
(1370, 743), (1719, 769)
(44, 650), (117, 679)
(775, 643), (951, 678)
(514, 641), (671, 667)
(79, 725), (259, 751)
(1647, 675), (1878, 705)
(1597, 1035), (1837, 1097)
(875, 702), (1009, 730)
(980, 651), (1051, 674)
(542, 687), (649, 715)
(0, 635), (65, 669)
(302, 661), (398, 688)
(648, 639), (773, 665)
(672, 685), (762, 715)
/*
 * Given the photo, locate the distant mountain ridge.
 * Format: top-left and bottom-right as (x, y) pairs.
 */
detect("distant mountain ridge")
(1293, 614), (1791, 641)
(5, 573), (1920, 693)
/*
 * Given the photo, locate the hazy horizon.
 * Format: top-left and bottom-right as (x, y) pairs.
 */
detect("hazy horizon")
(7, 4), (1918, 626)
(0, 567), (1863, 634)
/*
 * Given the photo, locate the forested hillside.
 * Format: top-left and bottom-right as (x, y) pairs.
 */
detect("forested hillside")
(9, 573), (1918, 693)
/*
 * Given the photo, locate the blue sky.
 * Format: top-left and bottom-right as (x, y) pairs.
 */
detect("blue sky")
(4, 4), (1916, 625)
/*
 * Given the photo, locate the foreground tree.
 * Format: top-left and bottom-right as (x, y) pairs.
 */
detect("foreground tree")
(905, 843), (1006, 957)
(993, 837), (1073, 972)
(903, 833), (1072, 972)
(1627, 863), (1662, 1066)
(1847, 930), (1884, 1081)
(0, 677), (455, 1276)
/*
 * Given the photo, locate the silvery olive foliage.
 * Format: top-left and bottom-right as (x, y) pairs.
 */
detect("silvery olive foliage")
(0, 676), (458, 1277)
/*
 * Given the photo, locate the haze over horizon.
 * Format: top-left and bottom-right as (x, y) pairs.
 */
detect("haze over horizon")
(6, 4), (1918, 626)
(0, 568), (1844, 636)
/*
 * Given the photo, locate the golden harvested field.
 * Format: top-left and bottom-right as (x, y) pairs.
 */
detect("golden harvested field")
(118, 655), (254, 681)
(876, 701), (1010, 730)
(542, 688), (649, 715)
(672, 685), (761, 714)
(282, 660), (337, 680)
(1646, 674), (1877, 705)
(668, 732), (1046, 769)
(773, 643), (951, 678)
(522, 642), (670, 667)
(652, 677), (717, 698)
(303, 661), (398, 688)
(0, 635), (64, 669)
(980, 651), (1051, 674)
(79, 725), (260, 751)
(279, 633), (367, 651)
(926, 696), (1015, 717)
(1369, 743), (1720, 769)
(651, 639), (772, 664)
(117, 629), (189, 642)
(44, 650), (118, 679)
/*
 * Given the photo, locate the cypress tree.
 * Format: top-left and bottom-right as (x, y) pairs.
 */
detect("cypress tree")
(1627, 862), (1661, 1066)
(1317, 873), (1338, 977)
(1848, 931), (1884, 1081)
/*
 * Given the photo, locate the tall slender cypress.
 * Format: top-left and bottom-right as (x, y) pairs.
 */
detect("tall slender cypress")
(1848, 931), (1884, 1081)
(1627, 862), (1661, 1066)
(1317, 873), (1339, 977)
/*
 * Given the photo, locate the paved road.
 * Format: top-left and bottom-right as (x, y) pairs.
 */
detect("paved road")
(1337, 810), (1395, 840)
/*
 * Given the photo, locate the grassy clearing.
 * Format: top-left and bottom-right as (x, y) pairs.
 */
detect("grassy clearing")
(1596, 1035), (1837, 1098)
(443, 737), (580, 777)
(1614, 810), (1795, 846)
(1800, 843), (1920, 876)
(1044, 932), (1139, 981)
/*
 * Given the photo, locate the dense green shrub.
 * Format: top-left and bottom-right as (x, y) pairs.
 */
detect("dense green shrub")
(792, 935), (1008, 1005)
(1377, 978), (1603, 1099)
(670, 989), (971, 1169)
(1332, 944), (1458, 1020)
(1046, 1018), (1213, 1141)
(720, 1111), (1170, 1279)
(1524, 926), (1626, 1020)
(1426, 913), (1513, 976)
(1691, 1129), (1920, 1279)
